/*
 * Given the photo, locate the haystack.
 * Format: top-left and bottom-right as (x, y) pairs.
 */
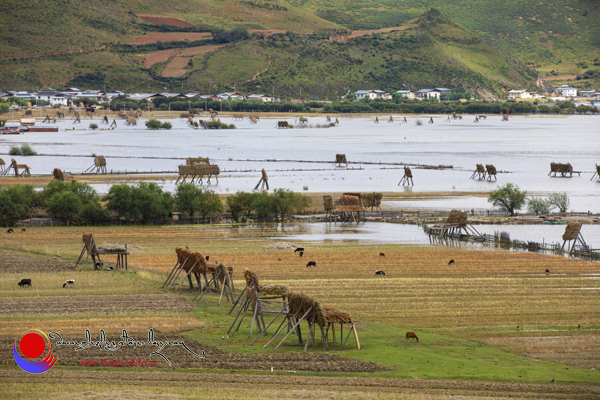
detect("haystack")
(323, 195), (333, 212)
(341, 194), (360, 206)
(94, 156), (106, 167)
(287, 292), (327, 328)
(476, 164), (485, 173)
(322, 306), (354, 324)
(562, 222), (582, 241)
(597, 165), (600, 175)
(403, 166), (413, 178)
(82, 233), (98, 255)
(244, 268), (262, 291)
(335, 154), (347, 167)
(261, 168), (268, 182)
(261, 284), (289, 296)
(186, 157), (210, 166)
(53, 168), (64, 181)
(447, 210), (468, 227)
(362, 193), (383, 208)
(486, 164), (497, 175)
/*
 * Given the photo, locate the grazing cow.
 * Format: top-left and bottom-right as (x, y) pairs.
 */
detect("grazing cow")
(95, 262), (103, 270)
(405, 332), (419, 343)
(375, 270), (386, 276)
(299, 251), (303, 257)
(379, 252), (385, 257)
(545, 269), (550, 273)
(294, 247), (304, 253)
(206, 255), (210, 261)
(21, 228), (26, 232)
(306, 261), (316, 268)
(63, 279), (75, 288)
(105, 267), (113, 271)
(7, 228), (13, 234)
(448, 259), (455, 265)
(18, 279), (32, 287)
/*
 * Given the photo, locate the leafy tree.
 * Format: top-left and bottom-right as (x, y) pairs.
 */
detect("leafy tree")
(175, 183), (202, 222)
(131, 182), (173, 224)
(145, 119), (162, 129)
(41, 180), (97, 208)
(488, 183), (527, 216)
(103, 184), (135, 224)
(196, 188), (224, 223)
(548, 192), (570, 213)
(252, 191), (273, 219)
(270, 188), (312, 222)
(527, 197), (551, 215)
(80, 199), (111, 226)
(47, 191), (83, 226)
(0, 185), (35, 225)
(226, 191), (258, 220)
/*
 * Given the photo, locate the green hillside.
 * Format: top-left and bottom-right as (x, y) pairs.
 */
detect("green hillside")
(0, 10), (538, 97)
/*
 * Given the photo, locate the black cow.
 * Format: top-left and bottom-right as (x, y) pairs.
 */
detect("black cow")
(7, 228), (14, 234)
(375, 270), (386, 276)
(448, 259), (455, 265)
(379, 252), (385, 257)
(206, 255), (209, 261)
(299, 251), (303, 257)
(295, 247), (304, 253)
(306, 261), (316, 268)
(18, 279), (32, 287)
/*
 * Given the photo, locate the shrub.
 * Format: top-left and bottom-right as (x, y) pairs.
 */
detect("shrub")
(89, 123), (98, 130)
(527, 197), (551, 214)
(548, 192), (570, 213)
(161, 121), (172, 129)
(208, 121), (235, 129)
(9, 143), (37, 156)
(9, 145), (20, 155)
(488, 183), (527, 216)
(145, 119), (163, 129)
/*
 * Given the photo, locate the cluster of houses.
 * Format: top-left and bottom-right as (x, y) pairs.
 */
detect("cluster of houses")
(508, 85), (599, 100)
(0, 88), (277, 107)
(354, 88), (452, 100)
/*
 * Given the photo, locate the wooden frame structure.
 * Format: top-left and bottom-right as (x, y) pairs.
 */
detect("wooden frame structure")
(85, 156), (107, 174)
(97, 244), (129, 270)
(425, 210), (481, 238)
(562, 222), (588, 253)
(2, 159), (31, 177)
(193, 263), (235, 305)
(175, 164), (220, 185)
(227, 270), (270, 340)
(327, 193), (365, 222)
(76, 233), (103, 270)
(470, 164), (486, 181)
(591, 164), (600, 182)
(485, 164), (497, 181)
(398, 165), (414, 186)
(253, 168), (269, 191)
(548, 162), (580, 178)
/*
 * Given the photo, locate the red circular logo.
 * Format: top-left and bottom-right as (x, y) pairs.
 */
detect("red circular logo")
(20, 332), (46, 359)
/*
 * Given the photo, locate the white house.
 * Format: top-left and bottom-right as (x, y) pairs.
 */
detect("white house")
(434, 88), (452, 94)
(49, 94), (68, 106)
(415, 89), (441, 100)
(395, 90), (415, 99)
(247, 94), (273, 102)
(36, 88), (60, 102)
(216, 92), (246, 101)
(354, 90), (379, 100)
(507, 89), (532, 99)
(556, 85), (577, 97)
(579, 88), (597, 97)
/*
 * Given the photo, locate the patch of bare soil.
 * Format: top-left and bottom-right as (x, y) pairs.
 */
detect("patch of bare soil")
(162, 57), (191, 78)
(130, 32), (211, 45)
(0, 248), (73, 273)
(0, 294), (193, 315)
(1, 369), (599, 399)
(142, 49), (180, 68)
(0, 333), (382, 372)
(179, 44), (224, 56)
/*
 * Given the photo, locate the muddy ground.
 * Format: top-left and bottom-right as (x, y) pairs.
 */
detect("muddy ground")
(1, 369), (599, 399)
(0, 293), (194, 315)
(0, 248), (74, 273)
(2, 333), (382, 373)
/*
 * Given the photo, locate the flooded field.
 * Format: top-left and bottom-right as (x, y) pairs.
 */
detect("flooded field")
(0, 114), (598, 208)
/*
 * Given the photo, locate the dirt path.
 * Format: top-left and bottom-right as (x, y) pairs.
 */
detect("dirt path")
(1, 369), (597, 398)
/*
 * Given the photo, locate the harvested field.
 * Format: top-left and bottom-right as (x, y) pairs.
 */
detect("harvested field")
(0, 248), (73, 273)
(130, 32), (211, 45)
(142, 49), (180, 68)
(162, 57), (192, 77)
(138, 15), (198, 28)
(0, 293), (192, 315)
(179, 44), (225, 56)
(1, 369), (599, 400)
(0, 334), (381, 371)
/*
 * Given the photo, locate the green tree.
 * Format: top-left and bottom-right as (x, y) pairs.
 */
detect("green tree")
(252, 191), (273, 220)
(175, 183), (202, 222)
(131, 182), (173, 224)
(196, 188), (224, 223)
(548, 192), (570, 213)
(270, 188), (312, 222)
(80, 199), (111, 226)
(103, 184), (135, 224)
(226, 191), (258, 220)
(488, 183), (527, 216)
(145, 119), (162, 129)
(47, 191), (83, 226)
(0, 185), (35, 225)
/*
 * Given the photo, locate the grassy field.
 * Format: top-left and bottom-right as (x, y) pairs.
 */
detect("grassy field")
(1, 224), (599, 398)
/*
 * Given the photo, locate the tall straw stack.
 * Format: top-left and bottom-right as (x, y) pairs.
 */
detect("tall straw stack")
(404, 166), (413, 178)
(53, 168), (64, 181)
(322, 306), (354, 323)
(476, 164), (485, 173)
(94, 156), (106, 167)
(323, 195), (333, 212)
(341, 195), (360, 206)
(335, 154), (347, 164)
(362, 193), (382, 208)
(82, 234), (97, 255)
(486, 164), (497, 175)
(562, 222), (582, 241)
(261, 168), (268, 182)
(287, 292), (327, 328)
(597, 165), (600, 175)
(186, 157), (210, 166)
(447, 210), (468, 227)
(244, 268), (262, 291)
(0, 158), (5, 167)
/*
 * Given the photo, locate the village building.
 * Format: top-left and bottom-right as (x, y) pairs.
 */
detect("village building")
(247, 94), (274, 102)
(395, 90), (415, 99)
(556, 84), (577, 97)
(415, 89), (441, 100)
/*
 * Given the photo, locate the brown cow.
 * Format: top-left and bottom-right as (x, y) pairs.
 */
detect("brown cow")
(405, 332), (419, 343)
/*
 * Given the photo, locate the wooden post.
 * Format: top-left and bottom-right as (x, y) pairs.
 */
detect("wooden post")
(352, 322), (361, 350)
(162, 261), (180, 288)
(273, 306), (313, 350)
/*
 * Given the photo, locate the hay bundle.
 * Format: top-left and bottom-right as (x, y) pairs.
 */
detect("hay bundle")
(126, 117), (137, 125)
(562, 222), (582, 241)
(244, 268), (262, 291)
(0, 158), (5, 166)
(447, 209), (468, 227)
(53, 168), (64, 181)
(186, 157), (210, 166)
(343, 192), (361, 198)
(341, 195), (360, 206)
(82, 233), (98, 255)
(261, 284), (289, 296)
(261, 168), (268, 182)
(174, 247), (207, 273)
(178, 165), (196, 175)
(362, 193), (382, 208)
(199, 165), (220, 176)
(404, 166), (413, 178)
(215, 263), (231, 284)
(322, 306), (354, 324)
(597, 165), (600, 175)
(323, 195), (333, 211)
(335, 154), (347, 164)
(476, 164), (485, 173)
(94, 156), (106, 167)
(486, 164), (497, 175)
(97, 243), (127, 254)
(287, 292), (327, 328)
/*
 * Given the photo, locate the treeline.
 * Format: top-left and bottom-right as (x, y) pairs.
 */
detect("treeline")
(0, 183), (311, 227)
(150, 97), (598, 115)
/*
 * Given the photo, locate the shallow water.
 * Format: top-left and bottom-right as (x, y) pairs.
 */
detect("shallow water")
(1, 114), (598, 210)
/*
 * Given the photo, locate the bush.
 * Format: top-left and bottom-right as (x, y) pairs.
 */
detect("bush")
(208, 121), (235, 129)
(527, 197), (551, 214)
(9, 143), (37, 156)
(9, 145), (20, 155)
(161, 121), (172, 129)
(548, 192), (570, 213)
(145, 119), (162, 129)
(89, 123), (98, 130)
